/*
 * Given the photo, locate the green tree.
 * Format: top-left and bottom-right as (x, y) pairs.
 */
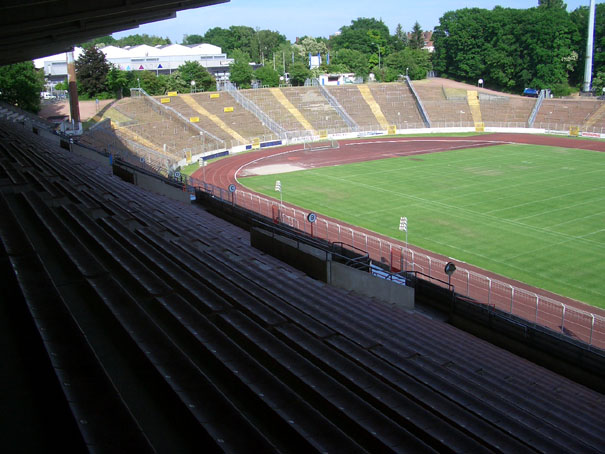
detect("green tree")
(75, 46), (110, 97)
(203, 26), (242, 54)
(229, 50), (254, 88)
(433, 6), (579, 94)
(294, 36), (329, 56)
(81, 35), (117, 49)
(254, 65), (281, 87)
(521, 7), (579, 93)
(115, 34), (171, 47)
(165, 71), (190, 94)
(182, 34), (204, 45)
(106, 66), (134, 98)
(323, 63), (350, 74)
(393, 24), (408, 51)
(201, 26), (286, 63)
(136, 71), (167, 95)
(538, 0), (567, 8)
(408, 22), (425, 49)
(54, 78), (69, 91)
(204, 26), (256, 59)
(0, 61), (45, 113)
(255, 29), (288, 64)
(288, 62), (311, 86)
(178, 61), (215, 91)
(384, 48), (432, 81)
(330, 17), (391, 56)
(592, 70), (605, 95)
(275, 41), (305, 74)
(333, 48), (370, 79)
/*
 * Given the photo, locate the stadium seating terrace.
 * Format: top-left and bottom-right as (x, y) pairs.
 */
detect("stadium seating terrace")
(1, 116), (604, 452)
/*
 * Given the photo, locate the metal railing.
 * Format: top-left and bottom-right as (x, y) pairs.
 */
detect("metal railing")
(528, 89), (547, 127)
(191, 179), (605, 351)
(131, 88), (225, 146)
(316, 80), (359, 131)
(405, 76), (432, 128)
(219, 81), (287, 139)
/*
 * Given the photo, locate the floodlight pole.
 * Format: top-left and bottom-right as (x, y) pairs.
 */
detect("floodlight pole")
(583, 0), (597, 93)
(275, 180), (283, 222)
(279, 188), (283, 223)
(399, 216), (408, 272)
(404, 227), (408, 272)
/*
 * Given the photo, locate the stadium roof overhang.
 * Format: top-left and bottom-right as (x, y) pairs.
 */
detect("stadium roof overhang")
(0, 0), (228, 67)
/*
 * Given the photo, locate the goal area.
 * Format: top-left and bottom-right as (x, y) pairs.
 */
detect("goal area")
(303, 139), (340, 151)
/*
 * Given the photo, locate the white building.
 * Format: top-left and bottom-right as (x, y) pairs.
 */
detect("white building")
(34, 43), (234, 84)
(317, 73), (360, 86)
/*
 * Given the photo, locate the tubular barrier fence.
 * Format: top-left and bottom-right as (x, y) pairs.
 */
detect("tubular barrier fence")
(191, 178), (605, 351)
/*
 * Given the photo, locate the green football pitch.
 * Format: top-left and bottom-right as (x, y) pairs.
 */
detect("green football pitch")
(240, 144), (605, 309)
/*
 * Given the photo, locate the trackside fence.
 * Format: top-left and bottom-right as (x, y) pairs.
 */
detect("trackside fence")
(191, 177), (605, 351)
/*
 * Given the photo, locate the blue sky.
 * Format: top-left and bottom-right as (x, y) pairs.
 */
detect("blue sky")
(113, 0), (598, 43)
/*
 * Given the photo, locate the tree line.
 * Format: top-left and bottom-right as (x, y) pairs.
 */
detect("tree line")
(433, 2), (605, 96)
(61, 3), (605, 95)
(62, 17), (431, 97)
(69, 47), (216, 99)
(182, 18), (431, 87)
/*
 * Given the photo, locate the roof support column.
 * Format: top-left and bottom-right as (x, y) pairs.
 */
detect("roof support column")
(66, 50), (81, 124)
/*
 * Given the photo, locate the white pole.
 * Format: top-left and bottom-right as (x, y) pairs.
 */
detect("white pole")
(405, 228), (408, 272)
(583, 0), (597, 92)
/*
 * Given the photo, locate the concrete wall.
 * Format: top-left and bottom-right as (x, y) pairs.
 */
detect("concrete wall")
(250, 227), (330, 282)
(134, 169), (190, 203)
(329, 261), (414, 310)
(251, 227), (415, 309)
(72, 142), (112, 166)
(413, 277), (605, 394)
(72, 138), (191, 204)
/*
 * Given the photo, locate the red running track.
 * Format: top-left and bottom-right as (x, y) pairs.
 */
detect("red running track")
(191, 134), (605, 348)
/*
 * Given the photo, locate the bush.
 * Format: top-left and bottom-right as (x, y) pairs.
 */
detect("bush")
(550, 82), (574, 97)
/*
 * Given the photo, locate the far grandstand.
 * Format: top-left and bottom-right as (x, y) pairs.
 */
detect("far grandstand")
(78, 77), (605, 180)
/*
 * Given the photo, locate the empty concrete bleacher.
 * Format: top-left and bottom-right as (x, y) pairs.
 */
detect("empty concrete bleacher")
(479, 96), (535, 127)
(2, 118), (605, 453)
(583, 102), (605, 131)
(0, 101), (58, 129)
(411, 81), (474, 127)
(278, 86), (348, 132)
(325, 85), (383, 131)
(534, 99), (602, 130)
(161, 94), (239, 145)
(188, 91), (276, 142)
(113, 97), (220, 158)
(79, 127), (175, 175)
(196, 233), (605, 452)
(368, 83), (425, 129)
(241, 87), (310, 133)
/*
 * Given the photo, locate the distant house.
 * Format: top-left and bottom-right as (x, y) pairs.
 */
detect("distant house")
(34, 43), (235, 86)
(407, 31), (434, 52)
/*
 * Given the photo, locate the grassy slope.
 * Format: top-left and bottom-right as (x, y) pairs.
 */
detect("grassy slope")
(241, 144), (605, 308)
